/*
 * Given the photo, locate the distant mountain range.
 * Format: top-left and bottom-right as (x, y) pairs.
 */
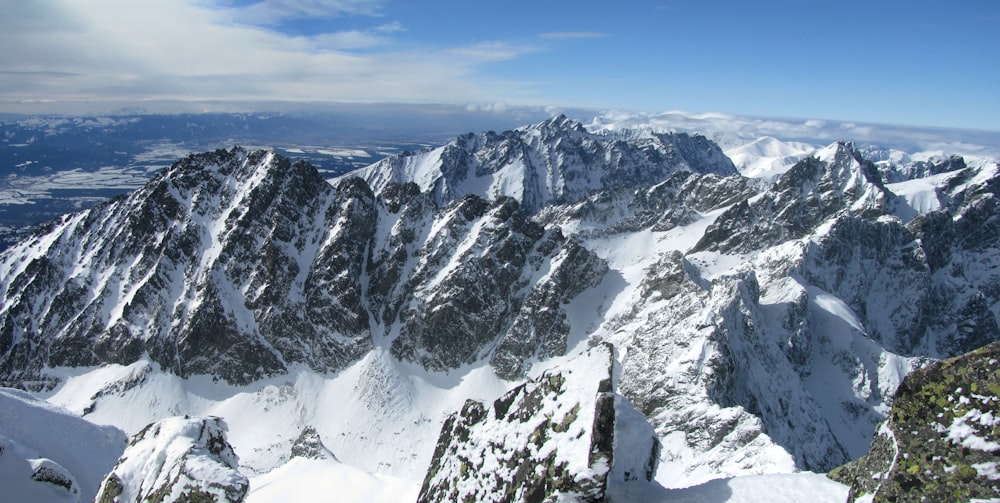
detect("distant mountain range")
(0, 113), (998, 501)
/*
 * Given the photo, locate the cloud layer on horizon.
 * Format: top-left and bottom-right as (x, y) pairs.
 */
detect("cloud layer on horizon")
(590, 110), (1000, 160)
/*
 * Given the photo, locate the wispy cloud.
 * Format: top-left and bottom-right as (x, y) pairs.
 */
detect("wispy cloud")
(538, 32), (605, 40)
(374, 21), (404, 33)
(310, 30), (388, 50)
(450, 41), (539, 62)
(0, 0), (537, 108)
(224, 0), (385, 25)
(309, 21), (406, 49)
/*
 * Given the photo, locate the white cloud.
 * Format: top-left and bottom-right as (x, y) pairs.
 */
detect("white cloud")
(588, 110), (1000, 159)
(308, 21), (404, 49)
(465, 102), (509, 114)
(375, 21), (404, 33)
(0, 0), (533, 108)
(538, 32), (605, 40)
(449, 41), (539, 63)
(225, 0), (385, 25)
(311, 30), (388, 49)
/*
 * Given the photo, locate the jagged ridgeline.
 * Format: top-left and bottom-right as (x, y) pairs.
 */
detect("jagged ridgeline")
(0, 116), (735, 389)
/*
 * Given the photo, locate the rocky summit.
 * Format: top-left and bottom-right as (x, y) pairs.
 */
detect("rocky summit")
(357, 114), (738, 215)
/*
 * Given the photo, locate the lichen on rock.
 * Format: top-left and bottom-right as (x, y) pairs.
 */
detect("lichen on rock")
(830, 341), (1000, 502)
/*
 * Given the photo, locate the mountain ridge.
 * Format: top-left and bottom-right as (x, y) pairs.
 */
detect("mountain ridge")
(354, 114), (738, 215)
(0, 116), (998, 498)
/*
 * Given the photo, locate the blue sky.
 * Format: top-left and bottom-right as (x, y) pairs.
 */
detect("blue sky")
(1, 0), (998, 130)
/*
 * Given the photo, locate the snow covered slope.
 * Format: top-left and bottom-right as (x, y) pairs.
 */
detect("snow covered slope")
(0, 388), (126, 502)
(725, 136), (818, 182)
(247, 457), (419, 503)
(38, 353), (513, 481)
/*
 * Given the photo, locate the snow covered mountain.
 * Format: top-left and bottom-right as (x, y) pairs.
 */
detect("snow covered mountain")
(356, 114), (737, 215)
(0, 145), (606, 388)
(0, 115), (998, 501)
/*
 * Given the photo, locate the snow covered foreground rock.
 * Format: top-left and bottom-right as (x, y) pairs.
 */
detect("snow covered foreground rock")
(417, 343), (659, 502)
(96, 416), (248, 503)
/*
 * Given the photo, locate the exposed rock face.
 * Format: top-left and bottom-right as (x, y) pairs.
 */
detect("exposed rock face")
(614, 157), (1000, 482)
(96, 416), (248, 503)
(797, 160), (1000, 359)
(358, 115), (738, 215)
(290, 426), (337, 461)
(694, 142), (896, 253)
(617, 254), (867, 478)
(417, 343), (659, 502)
(385, 195), (606, 377)
(876, 152), (969, 183)
(535, 170), (759, 237)
(0, 146), (608, 387)
(0, 148), (374, 386)
(490, 238), (608, 379)
(830, 342), (1000, 502)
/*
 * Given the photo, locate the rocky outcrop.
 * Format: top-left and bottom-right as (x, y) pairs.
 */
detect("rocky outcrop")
(876, 153), (969, 183)
(290, 426), (337, 461)
(535, 170), (758, 237)
(375, 191), (608, 378)
(830, 342), (1000, 502)
(799, 163), (1000, 359)
(96, 416), (248, 503)
(490, 239), (608, 379)
(618, 256), (861, 478)
(417, 343), (659, 502)
(0, 148), (374, 386)
(608, 155), (1000, 486)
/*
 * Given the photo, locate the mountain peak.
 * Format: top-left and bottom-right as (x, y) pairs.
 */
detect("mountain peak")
(694, 144), (895, 253)
(353, 116), (736, 214)
(0, 148), (372, 386)
(529, 113), (587, 134)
